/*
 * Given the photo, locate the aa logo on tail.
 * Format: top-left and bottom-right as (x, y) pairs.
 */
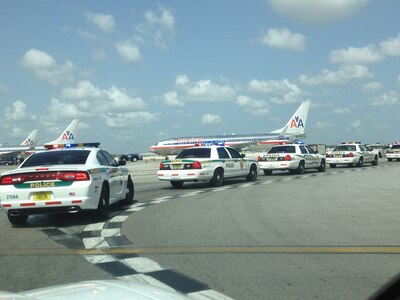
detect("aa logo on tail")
(62, 131), (75, 141)
(24, 139), (34, 145)
(290, 116), (304, 128)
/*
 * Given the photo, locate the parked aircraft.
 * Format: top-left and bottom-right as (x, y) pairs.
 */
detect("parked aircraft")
(149, 101), (310, 156)
(0, 129), (38, 158)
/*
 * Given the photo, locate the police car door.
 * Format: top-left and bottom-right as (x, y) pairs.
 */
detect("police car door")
(361, 145), (373, 162)
(305, 145), (319, 167)
(99, 150), (125, 201)
(226, 147), (247, 176)
(299, 146), (312, 168)
(217, 147), (235, 177)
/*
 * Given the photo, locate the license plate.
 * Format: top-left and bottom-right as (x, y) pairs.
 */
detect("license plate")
(34, 192), (51, 201)
(335, 154), (342, 158)
(172, 164), (183, 170)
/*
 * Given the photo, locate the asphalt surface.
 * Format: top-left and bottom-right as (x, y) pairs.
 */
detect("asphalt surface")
(0, 159), (400, 299)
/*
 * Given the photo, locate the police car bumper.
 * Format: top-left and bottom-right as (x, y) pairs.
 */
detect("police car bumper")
(326, 157), (358, 164)
(0, 182), (97, 215)
(258, 161), (298, 170)
(157, 170), (213, 182)
(387, 153), (400, 159)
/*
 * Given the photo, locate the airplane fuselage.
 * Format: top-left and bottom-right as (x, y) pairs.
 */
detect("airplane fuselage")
(149, 133), (289, 156)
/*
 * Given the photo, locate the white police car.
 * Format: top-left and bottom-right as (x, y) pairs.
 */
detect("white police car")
(157, 146), (259, 188)
(326, 142), (378, 168)
(0, 143), (134, 225)
(257, 143), (326, 175)
(386, 144), (400, 161)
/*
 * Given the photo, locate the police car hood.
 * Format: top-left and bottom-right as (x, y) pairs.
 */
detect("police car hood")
(0, 280), (190, 300)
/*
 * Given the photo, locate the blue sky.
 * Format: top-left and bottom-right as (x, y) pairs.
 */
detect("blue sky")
(1, 0), (400, 153)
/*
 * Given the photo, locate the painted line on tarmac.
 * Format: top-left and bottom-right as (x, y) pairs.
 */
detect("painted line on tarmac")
(4, 246), (400, 256)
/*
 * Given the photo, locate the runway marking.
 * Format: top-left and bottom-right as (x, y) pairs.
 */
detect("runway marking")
(3, 246), (400, 255)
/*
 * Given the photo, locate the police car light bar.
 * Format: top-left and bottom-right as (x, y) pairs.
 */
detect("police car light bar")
(44, 142), (101, 149)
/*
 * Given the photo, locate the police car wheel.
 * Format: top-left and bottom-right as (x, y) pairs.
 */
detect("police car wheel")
(246, 164), (258, 181)
(210, 169), (224, 187)
(8, 214), (28, 225)
(318, 160), (326, 172)
(356, 158), (364, 167)
(263, 170), (272, 176)
(121, 177), (134, 205)
(170, 181), (184, 188)
(329, 164), (337, 168)
(296, 162), (305, 174)
(97, 184), (110, 219)
(372, 156), (378, 166)
(388, 158), (392, 162)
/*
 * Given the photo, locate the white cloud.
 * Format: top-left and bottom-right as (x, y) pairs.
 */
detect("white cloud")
(236, 95), (270, 116)
(299, 65), (372, 86)
(4, 100), (37, 122)
(20, 49), (74, 85)
(105, 86), (146, 110)
(380, 34), (400, 56)
(62, 81), (103, 99)
(349, 119), (362, 129)
(370, 91), (399, 107)
(115, 40), (141, 63)
(136, 6), (175, 48)
(48, 98), (90, 119)
(361, 82), (382, 92)
(201, 114), (222, 124)
(174, 75), (236, 102)
(329, 45), (384, 65)
(260, 28), (305, 51)
(103, 112), (158, 128)
(269, 0), (369, 24)
(333, 108), (351, 114)
(162, 91), (185, 107)
(248, 79), (303, 104)
(85, 12), (115, 33)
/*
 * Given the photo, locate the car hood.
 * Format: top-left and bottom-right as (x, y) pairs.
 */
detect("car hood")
(0, 280), (191, 300)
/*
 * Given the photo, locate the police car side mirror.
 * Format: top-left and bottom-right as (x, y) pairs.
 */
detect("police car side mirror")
(118, 160), (126, 166)
(241, 154), (246, 158)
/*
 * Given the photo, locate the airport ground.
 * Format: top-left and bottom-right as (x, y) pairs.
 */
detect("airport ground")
(0, 159), (400, 299)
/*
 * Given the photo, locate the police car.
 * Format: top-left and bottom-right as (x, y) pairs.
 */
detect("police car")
(326, 142), (378, 168)
(257, 143), (326, 175)
(157, 146), (259, 188)
(386, 144), (400, 161)
(0, 143), (134, 225)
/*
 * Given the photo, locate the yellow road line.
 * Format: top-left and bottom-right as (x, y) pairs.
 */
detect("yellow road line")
(2, 246), (400, 256)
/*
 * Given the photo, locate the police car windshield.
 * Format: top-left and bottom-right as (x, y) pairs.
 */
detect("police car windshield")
(176, 148), (211, 159)
(391, 145), (400, 149)
(333, 145), (357, 151)
(268, 146), (296, 154)
(21, 150), (90, 167)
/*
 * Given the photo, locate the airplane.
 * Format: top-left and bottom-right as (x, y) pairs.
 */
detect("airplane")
(24, 119), (80, 154)
(149, 101), (310, 156)
(0, 129), (39, 158)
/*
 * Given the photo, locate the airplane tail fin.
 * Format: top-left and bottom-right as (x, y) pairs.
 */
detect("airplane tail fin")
(44, 119), (79, 145)
(271, 101), (310, 135)
(20, 129), (39, 149)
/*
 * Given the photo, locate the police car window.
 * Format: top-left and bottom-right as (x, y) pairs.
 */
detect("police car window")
(96, 152), (108, 165)
(100, 150), (118, 166)
(268, 146), (296, 154)
(217, 147), (230, 159)
(176, 148), (211, 158)
(391, 145), (400, 149)
(299, 146), (308, 154)
(21, 150), (90, 168)
(226, 147), (242, 158)
(306, 146), (316, 154)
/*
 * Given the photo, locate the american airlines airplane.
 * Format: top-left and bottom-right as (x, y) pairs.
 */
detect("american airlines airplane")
(0, 129), (38, 158)
(25, 119), (80, 154)
(149, 101), (310, 156)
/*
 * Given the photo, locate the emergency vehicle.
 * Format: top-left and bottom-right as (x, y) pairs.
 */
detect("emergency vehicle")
(326, 142), (378, 168)
(257, 143), (326, 175)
